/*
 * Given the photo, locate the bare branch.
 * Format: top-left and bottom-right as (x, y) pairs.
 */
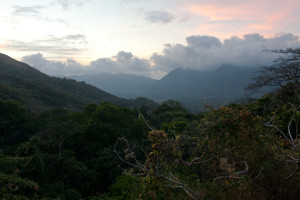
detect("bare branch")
(251, 168), (263, 182)
(181, 151), (206, 166)
(283, 155), (300, 163)
(114, 135), (202, 199)
(214, 161), (249, 181)
(138, 106), (154, 131)
(247, 48), (300, 90)
(235, 161), (249, 175)
(114, 137), (147, 172)
(285, 166), (299, 180)
(264, 121), (294, 147)
(158, 172), (200, 199)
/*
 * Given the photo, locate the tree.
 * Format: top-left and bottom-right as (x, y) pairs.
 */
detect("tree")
(247, 48), (300, 90)
(115, 101), (300, 199)
(0, 99), (31, 147)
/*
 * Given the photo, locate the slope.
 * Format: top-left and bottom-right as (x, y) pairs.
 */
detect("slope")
(0, 53), (157, 111)
(68, 72), (156, 98)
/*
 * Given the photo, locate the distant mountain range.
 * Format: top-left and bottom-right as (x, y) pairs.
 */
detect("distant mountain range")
(68, 72), (156, 98)
(141, 65), (259, 99)
(0, 53), (157, 111)
(0, 52), (267, 112)
(68, 65), (266, 111)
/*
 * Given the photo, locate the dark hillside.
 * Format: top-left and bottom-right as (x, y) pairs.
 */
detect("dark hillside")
(0, 53), (157, 111)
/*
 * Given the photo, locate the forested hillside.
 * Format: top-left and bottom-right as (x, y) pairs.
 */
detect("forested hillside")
(0, 83), (299, 199)
(0, 53), (157, 111)
(0, 49), (299, 199)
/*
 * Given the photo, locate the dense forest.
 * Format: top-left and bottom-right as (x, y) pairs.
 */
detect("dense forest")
(0, 49), (299, 199)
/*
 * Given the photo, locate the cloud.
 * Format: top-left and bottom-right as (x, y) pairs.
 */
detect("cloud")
(11, 5), (81, 30)
(150, 33), (300, 73)
(90, 51), (151, 75)
(121, 0), (147, 3)
(186, 35), (222, 48)
(22, 53), (85, 76)
(56, 0), (88, 9)
(12, 5), (44, 17)
(5, 34), (88, 57)
(22, 51), (152, 77)
(184, 0), (300, 35)
(65, 34), (87, 41)
(138, 9), (190, 25)
(21, 33), (300, 79)
(144, 10), (175, 24)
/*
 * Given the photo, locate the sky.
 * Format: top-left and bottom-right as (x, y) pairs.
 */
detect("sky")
(1, 0), (300, 79)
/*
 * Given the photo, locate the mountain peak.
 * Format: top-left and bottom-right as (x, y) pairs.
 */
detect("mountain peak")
(0, 53), (157, 111)
(0, 53), (48, 79)
(0, 53), (26, 69)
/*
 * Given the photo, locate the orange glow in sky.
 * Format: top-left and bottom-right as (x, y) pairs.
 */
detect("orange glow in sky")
(0, 0), (299, 77)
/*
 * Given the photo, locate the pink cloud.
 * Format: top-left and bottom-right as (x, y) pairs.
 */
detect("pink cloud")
(184, 0), (300, 37)
(187, 4), (255, 21)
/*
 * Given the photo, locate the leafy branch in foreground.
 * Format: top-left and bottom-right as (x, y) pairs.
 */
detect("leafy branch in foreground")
(114, 131), (206, 199)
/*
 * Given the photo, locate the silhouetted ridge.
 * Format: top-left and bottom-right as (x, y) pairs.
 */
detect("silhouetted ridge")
(0, 53), (48, 79)
(0, 53), (157, 111)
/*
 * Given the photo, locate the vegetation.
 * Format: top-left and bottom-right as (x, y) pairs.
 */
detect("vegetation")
(0, 49), (299, 199)
(1, 82), (299, 199)
(0, 100), (149, 199)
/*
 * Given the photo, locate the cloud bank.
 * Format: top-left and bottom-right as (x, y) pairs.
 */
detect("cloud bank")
(22, 33), (300, 79)
(151, 33), (300, 72)
(22, 53), (85, 76)
(22, 51), (152, 77)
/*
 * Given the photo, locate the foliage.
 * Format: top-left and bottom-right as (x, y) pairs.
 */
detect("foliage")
(1, 79), (300, 199)
(0, 172), (39, 199)
(0, 99), (32, 148)
(113, 86), (300, 199)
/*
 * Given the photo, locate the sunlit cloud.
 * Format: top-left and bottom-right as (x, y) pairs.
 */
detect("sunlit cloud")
(20, 33), (300, 79)
(184, 0), (300, 37)
(1, 0), (299, 73)
(22, 51), (152, 77)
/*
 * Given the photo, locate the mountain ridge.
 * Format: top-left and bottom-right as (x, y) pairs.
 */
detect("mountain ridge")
(0, 53), (157, 111)
(67, 72), (156, 98)
(68, 64), (263, 111)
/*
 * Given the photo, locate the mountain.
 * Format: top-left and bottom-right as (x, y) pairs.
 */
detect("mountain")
(138, 65), (258, 100)
(138, 65), (263, 111)
(0, 53), (48, 80)
(153, 65), (260, 108)
(63, 64), (265, 112)
(68, 72), (156, 98)
(0, 53), (157, 111)
(139, 68), (208, 100)
(68, 65), (260, 102)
